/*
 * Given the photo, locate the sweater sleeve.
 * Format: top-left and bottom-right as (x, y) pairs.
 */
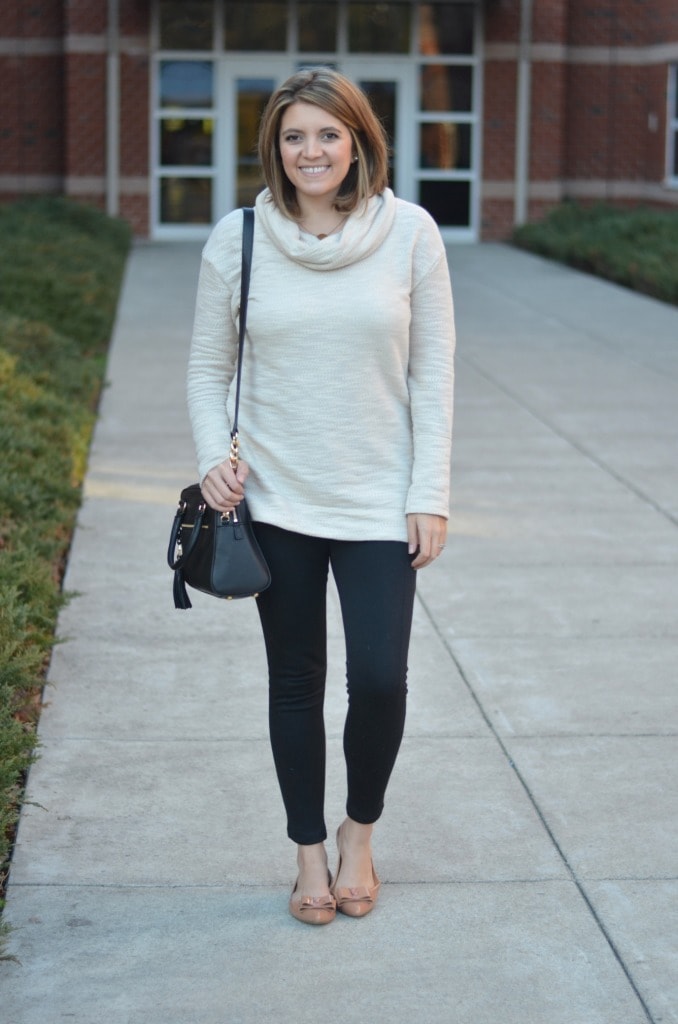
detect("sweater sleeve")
(186, 230), (241, 483)
(405, 234), (456, 518)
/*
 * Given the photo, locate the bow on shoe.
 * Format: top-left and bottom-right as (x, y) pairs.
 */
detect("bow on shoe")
(332, 867), (381, 918)
(333, 886), (375, 906)
(289, 880), (337, 925)
(299, 894), (336, 914)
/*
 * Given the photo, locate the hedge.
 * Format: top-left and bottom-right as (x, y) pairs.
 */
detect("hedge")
(513, 202), (678, 307)
(0, 198), (131, 957)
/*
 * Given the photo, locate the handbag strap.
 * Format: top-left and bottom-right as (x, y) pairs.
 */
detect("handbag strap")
(229, 207), (254, 469)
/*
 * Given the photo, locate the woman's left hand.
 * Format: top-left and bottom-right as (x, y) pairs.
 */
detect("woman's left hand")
(407, 514), (448, 569)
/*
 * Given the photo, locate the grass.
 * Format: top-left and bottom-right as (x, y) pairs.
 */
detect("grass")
(513, 202), (678, 307)
(0, 197), (131, 958)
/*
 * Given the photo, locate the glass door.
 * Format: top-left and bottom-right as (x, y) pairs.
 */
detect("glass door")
(219, 61), (412, 214)
(343, 63), (415, 201)
(234, 75), (276, 207)
(217, 60), (289, 214)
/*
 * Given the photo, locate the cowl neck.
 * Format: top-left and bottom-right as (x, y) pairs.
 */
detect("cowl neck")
(254, 187), (396, 271)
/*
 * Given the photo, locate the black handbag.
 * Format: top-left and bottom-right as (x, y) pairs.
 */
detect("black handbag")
(167, 208), (271, 609)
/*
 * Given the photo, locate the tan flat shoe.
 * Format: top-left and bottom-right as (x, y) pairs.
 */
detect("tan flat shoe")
(331, 827), (381, 918)
(289, 871), (336, 926)
(331, 863), (381, 917)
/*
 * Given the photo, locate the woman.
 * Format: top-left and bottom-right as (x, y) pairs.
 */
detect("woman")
(187, 68), (455, 925)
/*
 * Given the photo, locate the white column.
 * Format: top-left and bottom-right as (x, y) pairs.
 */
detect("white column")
(106, 0), (120, 217)
(514, 0), (533, 226)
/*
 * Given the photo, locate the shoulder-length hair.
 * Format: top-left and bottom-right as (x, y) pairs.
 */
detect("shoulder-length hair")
(257, 67), (389, 217)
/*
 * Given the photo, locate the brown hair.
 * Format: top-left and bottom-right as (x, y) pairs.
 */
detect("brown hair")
(258, 67), (389, 217)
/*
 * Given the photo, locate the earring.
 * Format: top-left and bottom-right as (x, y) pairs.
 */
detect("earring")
(352, 155), (358, 163)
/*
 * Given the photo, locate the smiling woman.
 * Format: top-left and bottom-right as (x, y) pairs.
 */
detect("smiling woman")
(186, 67), (455, 927)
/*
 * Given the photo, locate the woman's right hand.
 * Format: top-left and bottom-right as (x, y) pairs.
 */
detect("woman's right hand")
(200, 459), (250, 513)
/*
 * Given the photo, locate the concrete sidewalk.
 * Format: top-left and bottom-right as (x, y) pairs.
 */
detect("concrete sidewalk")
(2, 240), (677, 1024)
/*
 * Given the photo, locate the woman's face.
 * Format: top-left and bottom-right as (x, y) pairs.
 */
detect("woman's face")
(279, 101), (354, 206)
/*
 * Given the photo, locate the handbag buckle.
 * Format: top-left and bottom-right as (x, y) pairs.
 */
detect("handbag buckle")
(220, 507), (240, 525)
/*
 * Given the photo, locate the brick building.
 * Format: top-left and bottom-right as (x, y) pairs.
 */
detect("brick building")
(2, 0), (677, 241)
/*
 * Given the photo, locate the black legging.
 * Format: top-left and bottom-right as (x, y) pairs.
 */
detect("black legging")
(253, 524), (417, 845)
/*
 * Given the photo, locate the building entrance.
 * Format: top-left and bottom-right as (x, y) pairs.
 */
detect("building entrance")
(153, 1), (480, 240)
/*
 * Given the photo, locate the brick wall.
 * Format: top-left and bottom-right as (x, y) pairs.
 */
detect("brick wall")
(564, 1), (677, 202)
(2, 1), (677, 240)
(63, 0), (106, 209)
(62, 0), (150, 232)
(0, 1), (65, 197)
(0, 0), (150, 233)
(568, 0), (678, 47)
(566, 63), (665, 182)
(481, 0), (678, 239)
(120, 53), (150, 178)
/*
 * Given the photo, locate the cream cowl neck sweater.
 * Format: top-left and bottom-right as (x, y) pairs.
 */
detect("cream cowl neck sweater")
(187, 187), (455, 543)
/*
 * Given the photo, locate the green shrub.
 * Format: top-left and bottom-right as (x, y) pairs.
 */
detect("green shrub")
(0, 197), (130, 957)
(0, 197), (130, 353)
(513, 203), (678, 306)
(0, 348), (93, 546)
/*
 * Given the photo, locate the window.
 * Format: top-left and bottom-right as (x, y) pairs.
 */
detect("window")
(298, 2), (337, 51)
(159, 1), (213, 49)
(421, 65), (473, 113)
(348, 2), (411, 54)
(159, 61), (213, 108)
(418, 2), (474, 56)
(225, 1), (289, 51)
(155, 60), (216, 226)
(668, 65), (678, 185)
(415, 4), (477, 229)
